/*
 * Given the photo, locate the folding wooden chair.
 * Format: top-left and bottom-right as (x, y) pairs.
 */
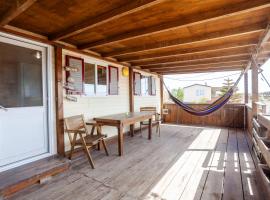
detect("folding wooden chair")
(64, 115), (109, 169)
(140, 107), (162, 136)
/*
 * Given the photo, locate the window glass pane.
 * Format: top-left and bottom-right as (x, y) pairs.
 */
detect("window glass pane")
(97, 65), (107, 95)
(150, 77), (156, 95)
(141, 76), (149, 95)
(134, 72), (141, 95)
(84, 63), (95, 96)
(109, 66), (118, 95)
(0, 41), (43, 108)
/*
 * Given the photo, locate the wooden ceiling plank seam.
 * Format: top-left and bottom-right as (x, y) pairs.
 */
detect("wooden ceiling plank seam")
(131, 50), (253, 67)
(150, 64), (244, 73)
(103, 23), (265, 57)
(49, 0), (166, 41)
(160, 66), (244, 74)
(0, 0), (37, 27)
(140, 56), (250, 69)
(118, 43), (257, 62)
(78, 0), (270, 49)
(150, 61), (248, 71)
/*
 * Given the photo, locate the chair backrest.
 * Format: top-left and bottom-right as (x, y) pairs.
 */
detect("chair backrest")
(64, 115), (86, 131)
(140, 107), (157, 113)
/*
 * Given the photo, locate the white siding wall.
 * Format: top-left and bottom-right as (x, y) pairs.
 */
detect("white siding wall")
(62, 50), (160, 151)
(183, 85), (211, 103)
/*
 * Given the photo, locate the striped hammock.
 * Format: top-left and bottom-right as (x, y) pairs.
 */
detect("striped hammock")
(163, 70), (245, 116)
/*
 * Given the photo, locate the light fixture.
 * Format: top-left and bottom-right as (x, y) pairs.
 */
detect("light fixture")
(35, 51), (41, 59)
(122, 67), (129, 77)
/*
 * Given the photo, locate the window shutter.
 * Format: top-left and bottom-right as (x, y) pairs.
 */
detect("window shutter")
(109, 66), (119, 95)
(134, 72), (141, 95)
(149, 76), (156, 95)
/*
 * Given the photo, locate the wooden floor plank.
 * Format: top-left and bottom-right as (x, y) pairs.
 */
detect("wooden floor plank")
(222, 128), (244, 200)
(236, 129), (260, 200)
(179, 128), (222, 200)
(199, 128), (229, 200)
(7, 125), (258, 200)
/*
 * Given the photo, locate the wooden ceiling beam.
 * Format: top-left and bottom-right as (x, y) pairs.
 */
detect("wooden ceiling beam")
(79, 0), (270, 49)
(50, 0), (165, 41)
(141, 56), (250, 69)
(150, 61), (248, 72)
(159, 66), (244, 75)
(103, 23), (264, 57)
(0, 0), (37, 27)
(131, 47), (253, 66)
(154, 65), (243, 73)
(118, 42), (257, 62)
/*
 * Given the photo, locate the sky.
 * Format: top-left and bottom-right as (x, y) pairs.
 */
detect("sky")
(164, 59), (270, 93)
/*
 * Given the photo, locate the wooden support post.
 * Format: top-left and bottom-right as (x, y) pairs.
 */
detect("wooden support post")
(244, 72), (248, 104)
(55, 45), (65, 156)
(160, 75), (164, 117)
(252, 63), (259, 118)
(129, 67), (134, 136)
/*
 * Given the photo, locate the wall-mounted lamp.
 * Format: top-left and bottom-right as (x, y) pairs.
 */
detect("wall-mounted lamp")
(122, 67), (129, 77)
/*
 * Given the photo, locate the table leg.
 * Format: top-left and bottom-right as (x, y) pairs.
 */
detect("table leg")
(148, 118), (152, 140)
(118, 124), (124, 156)
(130, 124), (134, 137)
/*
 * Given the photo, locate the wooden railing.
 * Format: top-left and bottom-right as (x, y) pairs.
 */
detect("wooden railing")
(163, 103), (245, 128)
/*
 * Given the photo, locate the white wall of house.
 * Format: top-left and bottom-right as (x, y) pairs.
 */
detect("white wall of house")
(62, 50), (160, 151)
(183, 84), (211, 103)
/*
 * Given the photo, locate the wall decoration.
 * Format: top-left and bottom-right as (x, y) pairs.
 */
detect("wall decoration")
(65, 55), (84, 94)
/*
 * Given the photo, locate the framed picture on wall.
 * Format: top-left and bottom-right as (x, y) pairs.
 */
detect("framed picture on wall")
(65, 55), (84, 94)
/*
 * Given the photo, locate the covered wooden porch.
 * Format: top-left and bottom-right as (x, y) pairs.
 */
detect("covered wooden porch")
(8, 125), (259, 200)
(0, 0), (270, 199)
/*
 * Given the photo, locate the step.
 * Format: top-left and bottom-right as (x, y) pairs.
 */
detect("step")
(0, 156), (70, 198)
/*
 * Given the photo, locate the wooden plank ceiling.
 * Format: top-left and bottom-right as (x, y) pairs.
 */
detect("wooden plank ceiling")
(0, 0), (270, 74)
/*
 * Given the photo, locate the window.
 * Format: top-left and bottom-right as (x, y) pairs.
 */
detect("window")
(84, 63), (95, 96)
(109, 66), (119, 95)
(134, 72), (141, 95)
(84, 63), (109, 96)
(196, 89), (204, 96)
(97, 65), (107, 95)
(0, 42), (43, 107)
(141, 76), (149, 95)
(149, 76), (156, 95)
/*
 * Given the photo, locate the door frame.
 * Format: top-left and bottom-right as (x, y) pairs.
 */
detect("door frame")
(0, 32), (56, 172)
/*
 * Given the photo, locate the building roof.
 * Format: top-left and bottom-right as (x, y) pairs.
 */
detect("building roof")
(183, 84), (211, 89)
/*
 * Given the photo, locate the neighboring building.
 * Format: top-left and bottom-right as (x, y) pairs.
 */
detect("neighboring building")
(211, 87), (222, 98)
(183, 84), (212, 103)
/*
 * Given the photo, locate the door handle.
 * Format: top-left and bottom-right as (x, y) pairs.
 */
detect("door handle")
(0, 105), (8, 111)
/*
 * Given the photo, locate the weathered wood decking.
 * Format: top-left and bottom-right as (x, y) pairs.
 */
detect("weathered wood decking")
(9, 125), (259, 200)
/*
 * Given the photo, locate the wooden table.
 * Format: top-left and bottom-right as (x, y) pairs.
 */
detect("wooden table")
(90, 112), (154, 156)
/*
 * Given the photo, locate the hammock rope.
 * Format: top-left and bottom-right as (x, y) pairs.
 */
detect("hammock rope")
(163, 68), (246, 116)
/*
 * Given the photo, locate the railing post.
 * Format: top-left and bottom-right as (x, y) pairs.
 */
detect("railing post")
(129, 67), (134, 136)
(244, 72), (248, 104)
(54, 45), (65, 156)
(252, 62), (259, 117)
(160, 75), (164, 119)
